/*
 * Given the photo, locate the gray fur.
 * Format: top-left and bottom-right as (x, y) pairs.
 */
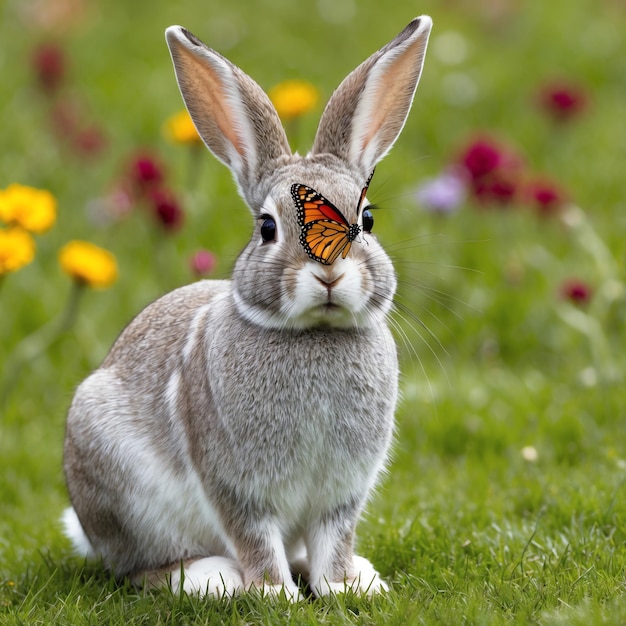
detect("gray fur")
(63, 15), (432, 598)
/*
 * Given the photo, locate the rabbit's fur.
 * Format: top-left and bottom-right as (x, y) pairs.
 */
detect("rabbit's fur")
(63, 16), (432, 600)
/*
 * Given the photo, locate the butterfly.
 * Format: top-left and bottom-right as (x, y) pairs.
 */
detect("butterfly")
(291, 170), (375, 266)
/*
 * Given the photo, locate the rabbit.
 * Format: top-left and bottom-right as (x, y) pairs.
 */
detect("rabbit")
(62, 14), (432, 601)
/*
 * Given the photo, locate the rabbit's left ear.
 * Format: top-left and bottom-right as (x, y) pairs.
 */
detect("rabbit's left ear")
(165, 26), (291, 207)
(312, 16), (432, 180)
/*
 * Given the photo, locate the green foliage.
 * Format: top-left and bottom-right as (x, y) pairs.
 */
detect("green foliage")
(2, 0), (625, 623)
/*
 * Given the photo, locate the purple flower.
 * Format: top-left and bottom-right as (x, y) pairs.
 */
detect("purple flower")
(414, 169), (467, 214)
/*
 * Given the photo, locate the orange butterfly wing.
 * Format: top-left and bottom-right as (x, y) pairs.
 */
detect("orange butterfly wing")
(356, 168), (375, 215)
(302, 220), (354, 265)
(291, 184), (357, 265)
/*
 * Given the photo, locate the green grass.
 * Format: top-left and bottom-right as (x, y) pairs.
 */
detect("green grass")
(2, 0), (626, 623)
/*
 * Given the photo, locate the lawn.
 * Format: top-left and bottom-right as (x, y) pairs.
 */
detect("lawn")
(1, 0), (626, 623)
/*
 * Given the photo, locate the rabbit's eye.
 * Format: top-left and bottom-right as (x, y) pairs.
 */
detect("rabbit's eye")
(362, 208), (374, 233)
(260, 216), (277, 242)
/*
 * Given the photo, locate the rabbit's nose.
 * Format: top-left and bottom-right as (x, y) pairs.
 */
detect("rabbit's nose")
(313, 273), (345, 301)
(313, 273), (344, 290)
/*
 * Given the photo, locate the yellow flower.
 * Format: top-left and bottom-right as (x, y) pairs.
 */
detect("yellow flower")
(0, 184), (57, 233)
(0, 228), (36, 275)
(163, 109), (202, 144)
(58, 240), (118, 288)
(269, 80), (319, 120)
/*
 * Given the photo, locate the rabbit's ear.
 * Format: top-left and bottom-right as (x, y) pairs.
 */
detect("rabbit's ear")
(312, 16), (432, 179)
(165, 26), (291, 206)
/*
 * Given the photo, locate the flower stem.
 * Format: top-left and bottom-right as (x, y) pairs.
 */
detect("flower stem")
(187, 142), (203, 189)
(285, 118), (301, 152)
(0, 281), (85, 408)
(59, 280), (84, 333)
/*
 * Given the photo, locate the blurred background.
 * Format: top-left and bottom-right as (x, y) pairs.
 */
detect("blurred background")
(1, 0), (625, 599)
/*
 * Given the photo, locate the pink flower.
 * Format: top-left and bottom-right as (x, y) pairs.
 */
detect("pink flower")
(148, 188), (184, 231)
(190, 249), (216, 276)
(32, 42), (66, 94)
(560, 279), (592, 306)
(538, 81), (587, 121)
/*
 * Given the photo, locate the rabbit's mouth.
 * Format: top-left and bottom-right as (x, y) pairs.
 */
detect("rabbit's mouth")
(275, 259), (378, 328)
(317, 301), (345, 320)
(298, 300), (360, 329)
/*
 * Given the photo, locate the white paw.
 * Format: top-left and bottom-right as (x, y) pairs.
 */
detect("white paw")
(247, 582), (303, 602)
(313, 556), (389, 597)
(172, 556), (244, 598)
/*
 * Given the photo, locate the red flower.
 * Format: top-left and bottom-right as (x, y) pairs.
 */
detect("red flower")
(538, 82), (587, 121)
(190, 249), (216, 276)
(32, 42), (66, 94)
(560, 279), (592, 306)
(461, 139), (502, 180)
(525, 178), (568, 216)
(458, 136), (524, 207)
(148, 188), (184, 230)
(473, 177), (517, 206)
(130, 154), (164, 190)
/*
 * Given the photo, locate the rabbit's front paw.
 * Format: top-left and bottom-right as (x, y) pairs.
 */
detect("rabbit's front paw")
(248, 581), (304, 603)
(313, 556), (388, 597)
(173, 556), (244, 598)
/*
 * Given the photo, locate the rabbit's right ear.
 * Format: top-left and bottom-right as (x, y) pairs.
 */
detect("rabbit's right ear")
(312, 16), (432, 180)
(165, 27), (291, 207)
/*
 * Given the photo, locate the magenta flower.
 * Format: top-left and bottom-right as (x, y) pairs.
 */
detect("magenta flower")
(538, 81), (587, 122)
(560, 279), (592, 306)
(130, 153), (165, 190)
(525, 178), (568, 216)
(32, 42), (66, 94)
(461, 138), (502, 180)
(457, 137), (524, 207)
(190, 249), (216, 276)
(148, 188), (184, 231)
(473, 177), (517, 206)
